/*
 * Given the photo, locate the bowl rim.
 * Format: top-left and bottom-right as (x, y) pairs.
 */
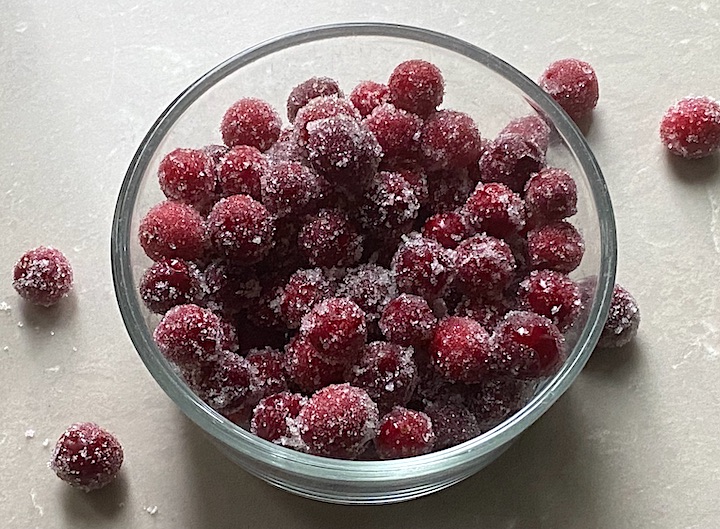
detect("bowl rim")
(111, 21), (616, 480)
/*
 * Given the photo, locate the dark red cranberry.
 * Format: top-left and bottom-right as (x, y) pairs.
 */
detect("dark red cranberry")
(285, 335), (345, 394)
(454, 294), (514, 330)
(424, 400), (481, 450)
(598, 283), (640, 348)
(246, 346), (289, 398)
(526, 220), (585, 273)
(430, 316), (493, 384)
(464, 182), (526, 239)
(524, 167), (578, 226)
(337, 264), (397, 324)
(13, 246), (73, 307)
(203, 261), (261, 316)
(422, 211), (472, 249)
(388, 59), (444, 117)
(287, 76), (342, 122)
(375, 407), (435, 459)
(297, 209), (363, 268)
(153, 304), (223, 368)
(538, 58), (599, 122)
(279, 268), (335, 329)
(425, 167), (475, 213)
(206, 195), (275, 264)
(479, 133), (545, 193)
(391, 234), (453, 301)
(517, 269), (582, 331)
(220, 97), (282, 151)
(293, 95), (360, 146)
(379, 293), (437, 348)
(250, 392), (307, 444)
(350, 80), (392, 117)
(660, 96), (720, 158)
(364, 103), (423, 161)
(260, 161), (327, 218)
(500, 115), (551, 154)
(140, 258), (204, 314)
(358, 171), (420, 233)
(465, 377), (535, 432)
(299, 297), (367, 365)
(138, 201), (207, 262)
(454, 235), (516, 295)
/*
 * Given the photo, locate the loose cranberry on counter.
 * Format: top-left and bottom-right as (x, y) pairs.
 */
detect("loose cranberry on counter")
(538, 58), (599, 122)
(660, 95), (720, 158)
(598, 283), (640, 348)
(13, 246), (73, 307)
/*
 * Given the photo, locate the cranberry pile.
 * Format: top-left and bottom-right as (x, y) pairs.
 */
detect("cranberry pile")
(137, 59), (612, 460)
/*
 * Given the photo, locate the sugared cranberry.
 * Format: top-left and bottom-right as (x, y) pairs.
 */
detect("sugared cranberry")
(50, 422), (123, 491)
(246, 274), (285, 329)
(422, 211), (472, 249)
(454, 235), (516, 295)
(391, 234), (453, 301)
(265, 127), (306, 164)
(375, 407), (435, 459)
(500, 115), (551, 154)
(424, 400), (481, 450)
(388, 59), (444, 117)
(430, 316), (493, 384)
(297, 383), (379, 459)
(479, 132), (545, 193)
(260, 161), (327, 218)
(279, 268), (335, 329)
(396, 167), (430, 206)
(425, 167), (475, 213)
(539, 58), (599, 122)
(350, 80), (392, 117)
(358, 171), (420, 233)
(153, 304), (223, 368)
(246, 347), (289, 398)
(465, 377), (535, 432)
(526, 220), (585, 273)
(299, 297), (367, 364)
(524, 167), (578, 226)
(454, 295), (514, 330)
(285, 336), (345, 394)
(659, 96), (720, 158)
(187, 350), (257, 417)
(517, 269), (582, 331)
(218, 318), (240, 352)
(158, 148), (215, 209)
(216, 145), (268, 200)
(293, 95), (360, 146)
(203, 261), (261, 316)
(206, 195), (275, 264)
(347, 341), (417, 414)
(13, 246), (73, 307)
(420, 110), (483, 170)
(202, 143), (230, 166)
(138, 201), (207, 262)
(139, 258), (204, 314)
(287, 77), (342, 122)
(220, 97), (282, 151)
(493, 310), (565, 379)
(598, 283), (640, 348)
(379, 293), (437, 347)
(364, 103), (423, 161)
(250, 392), (307, 445)
(464, 182), (526, 238)
(297, 209), (363, 268)
(337, 264), (397, 323)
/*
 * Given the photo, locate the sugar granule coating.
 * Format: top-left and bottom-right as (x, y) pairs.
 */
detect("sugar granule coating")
(350, 80), (392, 117)
(527, 220), (585, 273)
(464, 182), (526, 239)
(388, 59), (444, 118)
(420, 110), (483, 170)
(430, 316), (493, 384)
(422, 211), (472, 249)
(187, 350), (257, 417)
(479, 132), (545, 193)
(364, 103), (423, 161)
(493, 310), (565, 380)
(517, 269), (582, 332)
(287, 76), (343, 122)
(424, 400), (481, 450)
(206, 194), (275, 264)
(139, 258), (204, 314)
(13, 246), (73, 307)
(153, 304), (223, 368)
(250, 392), (308, 446)
(203, 262), (261, 316)
(538, 58), (599, 121)
(246, 346), (289, 398)
(293, 95), (361, 146)
(454, 235), (516, 295)
(454, 295), (514, 331)
(375, 407), (435, 459)
(138, 200), (208, 262)
(220, 97), (282, 151)
(279, 268), (336, 329)
(598, 283), (640, 348)
(659, 96), (720, 158)
(347, 341), (418, 414)
(466, 377), (535, 432)
(49, 422), (123, 492)
(216, 145), (268, 200)
(524, 167), (578, 226)
(297, 383), (379, 459)
(297, 209), (363, 268)
(391, 234), (453, 301)
(358, 171), (420, 233)
(500, 115), (551, 154)
(285, 336), (345, 393)
(379, 293), (438, 347)
(157, 147), (215, 209)
(299, 297), (367, 365)
(394, 166), (429, 206)
(260, 161), (327, 218)
(426, 167), (475, 213)
(337, 264), (398, 323)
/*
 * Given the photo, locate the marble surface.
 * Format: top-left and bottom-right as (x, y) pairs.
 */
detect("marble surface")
(1, 1), (719, 527)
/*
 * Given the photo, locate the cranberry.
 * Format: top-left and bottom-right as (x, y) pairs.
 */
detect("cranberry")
(221, 97), (282, 151)
(420, 110), (483, 170)
(527, 220), (585, 273)
(153, 304), (223, 368)
(203, 261), (261, 316)
(493, 310), (565, 379)
(524, 167), (578, 226)
(157, 148), (215, 209)
(391, 234), (453, 301)
(422, 211), (472, 249)
(287, 76), (342, 122)
(298, 209), (363, 268)
(260, 161), (327, 218)
(49, 422), (123, 491)
(454, 295), (514, 330)
(660, 96), (720, 158)
(465, 377), (535, 432)
(375, 407), (435, 459)
(299, 297), (367, 365)
(379, 293), (437, 347)
(216, 145), (268, 200)
(246, 346), (289, 398)
(202, 143), (230, 166)
(250, 392), (307, 444)
(265, 127), (306, 164)
(395, 167), (430, 206)
(539, 58), (599, 122)
(364, 103), (423, 161)
(138, 201), (207, 262)
(517, 269), (582, 331)
(430, 316), (493, 384)
(13, 246), (73, 307)
(598, 283), (640, 348)
(424, 400), (481, 450)
(337, 264), (397, 324)
(425, 167), (475, 213)
(139, 258), (204, 314)
(246, 274), (285, 329)
(388, 59), (444, 117)
(206, 195), (275, 264)
(293, 95), (360, 146)
(347, 341), (417, 414)
(454, 235), (516, 295)
(218, 318), (240, 352)
(279, 268), (336, 329)
(350, 80), (392, 117)
(297, 383), (379, 459)
(479, 132), (545, 193)
(358, 171), (420, 233)
(285, 336), (345, 393)
(500, 115), (551, 154)
(187, 350), (257, 417)
(464, 182), (526, 238)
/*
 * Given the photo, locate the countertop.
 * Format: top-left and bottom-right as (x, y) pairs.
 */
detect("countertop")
(2, 1), (719, 527)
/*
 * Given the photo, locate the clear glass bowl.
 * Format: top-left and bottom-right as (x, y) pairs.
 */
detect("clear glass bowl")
(111, 22), (616, 505)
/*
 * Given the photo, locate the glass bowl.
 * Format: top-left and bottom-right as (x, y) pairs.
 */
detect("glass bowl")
(111, 22), (616, 505)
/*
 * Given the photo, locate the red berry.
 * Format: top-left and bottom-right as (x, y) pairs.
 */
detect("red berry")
(287, 76), (342, 122)
(422, 211), (472, 249)
(347, 341), (417, 414)
(500, 115), (551, 154)
(539, 58), (599, 121)
(285, 336), (345, 393)
(388, 59), (444, 118)
(660, 95), (720, 158)
(49, 422), (123, 491)
(464, 182), (526, 238)
(279, 268), (336, 329)
(454, 235), (516, 295)
(517, 269), (582, 331)
(598, 283), (640, 348)
(395, 167), (430, 206)
(424, 400), (481, 450)
(465, 377), (535, 432)
(13, 246), (73, 307)
(375, 407), (435, 459)
(293, 95), (360, 146)
(218, 318), (240, 352)
(391, 234), (453, 301)
(203, 261), (261, 316)
(157, 148), (215, 209)
(420, 110), (483, 170)
(187, 350), (258, 417)
(358, 171), (420, 233)
(298, 209), (364, 268)
(297, 383), (379, 459)
(246, 346), (289, 398)
(479, 132), (545, 193)
(246, 274), (285, 329)
(250, 392), (307, 445)
(138, 201), (208, 262)
(524, 167), (578, 226)
(139, 258), (204, 314)
(379, 293), (438, 347)
(527, 220), (585, 273)
(153, 304), (223, 368)
(299, 297), (367, 364)
(425, 167), (475, 213)
(364, 103), (423, 161)
(337, 264), (397, 324)
(216, 145), (268, 200)
(265, 127), (306, 164)
(430, 316), (493, 384)
(206, 195), (275, 264)
(350, 80), (392, 117)
(220, 97), (282, 151)
(454, 294), (514, 330)
(260, 161), (327, 218)
(493, 310), (565, 379)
